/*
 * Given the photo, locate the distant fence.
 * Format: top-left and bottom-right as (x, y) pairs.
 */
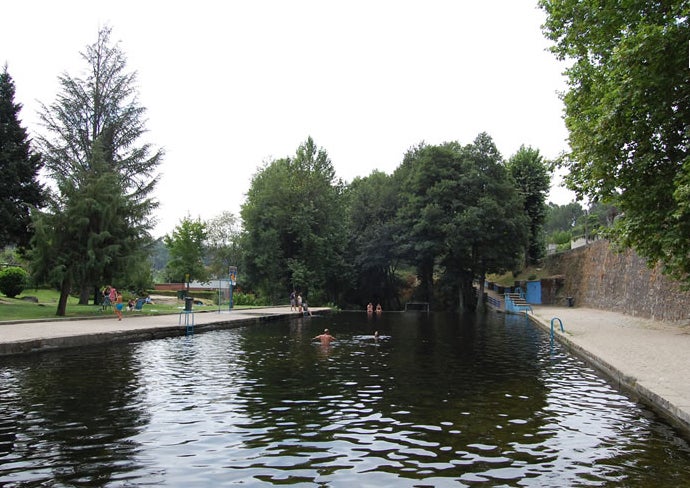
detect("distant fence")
(487, 295), (502, 309)
(405, 302), (430, 312)
(154, 283), (187, 291)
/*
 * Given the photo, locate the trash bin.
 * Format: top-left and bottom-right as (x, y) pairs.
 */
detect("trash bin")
(184, 297), (194, 312)
(566, 296), (574, 307)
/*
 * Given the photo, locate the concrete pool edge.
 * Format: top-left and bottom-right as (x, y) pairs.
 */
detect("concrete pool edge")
(527, 306), (690, 438)
(0, 307), (332, 357)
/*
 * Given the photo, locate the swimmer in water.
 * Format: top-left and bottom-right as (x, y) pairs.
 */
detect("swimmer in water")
(313, 328), (335, 345)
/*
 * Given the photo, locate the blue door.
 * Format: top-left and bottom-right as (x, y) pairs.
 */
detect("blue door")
(525, 281), (542, 304)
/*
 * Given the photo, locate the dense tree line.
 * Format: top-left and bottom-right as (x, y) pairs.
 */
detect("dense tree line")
(237, 133), (547, 311)
(161, 134), (551, 312)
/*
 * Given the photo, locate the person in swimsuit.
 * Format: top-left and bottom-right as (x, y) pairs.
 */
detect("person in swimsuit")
(114, 292), (124, 321)
(313, 328), (335, 345)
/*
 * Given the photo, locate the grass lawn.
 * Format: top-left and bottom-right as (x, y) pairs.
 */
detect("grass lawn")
(0, 289), (208, 321)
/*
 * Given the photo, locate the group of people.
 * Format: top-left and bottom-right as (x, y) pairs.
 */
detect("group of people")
(102, 286), (154, 321)
(290, 291), (312, 316)
(296, 293), (388, 346)
(102, 285), (124, 321)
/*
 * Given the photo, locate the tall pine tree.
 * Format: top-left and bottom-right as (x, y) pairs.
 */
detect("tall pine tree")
(0, 65), (44, 249)
(31, 27), (162, 315)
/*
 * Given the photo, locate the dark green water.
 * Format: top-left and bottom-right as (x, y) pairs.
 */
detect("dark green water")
(1, 311), (689, 487)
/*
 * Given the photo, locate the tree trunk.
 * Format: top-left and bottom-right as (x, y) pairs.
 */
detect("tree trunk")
(419, 261), (434, 309)
(56, 278), (71, 316)
(458, 283), (466, 313)
(475, 272), (486, 312)
(78, 282), (91, 305)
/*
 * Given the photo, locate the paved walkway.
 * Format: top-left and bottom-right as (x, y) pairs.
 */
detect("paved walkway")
(0, 304), (688, 435)
(0, 306), (323, 356)
(529, 305), (690, 434)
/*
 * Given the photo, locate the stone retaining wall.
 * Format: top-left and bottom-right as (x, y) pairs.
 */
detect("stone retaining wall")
(545, 240), (690, 322)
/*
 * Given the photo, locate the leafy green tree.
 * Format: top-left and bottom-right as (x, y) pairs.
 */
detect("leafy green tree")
(394, 142), (447, 305)
(117, 246), (155, 294)
(240, 159), (291, 301)
(31, 26), (162, 314)
(571, 201), (620, 241)
(241, 137), (348, 304)
(440, 133), (529, 311)
(507, 145), (551, 266)
(344, 170), (402, 308)
(149, 238), (169, 283)
(0, 66), (44, 249)
(0, 266), (28, 298)
(540, 0), (690, 284)
(395, 134), (529, 311)
(544, 202), (583, 234)
(164, 217), (208, 284)
(548, 230), (573, 252)
(205, 211), (241, 279)
(0, 246), (25, 268)
(588, 201), (620, 235)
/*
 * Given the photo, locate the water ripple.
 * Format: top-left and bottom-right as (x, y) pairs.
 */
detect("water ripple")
(0, 313), (689, 486)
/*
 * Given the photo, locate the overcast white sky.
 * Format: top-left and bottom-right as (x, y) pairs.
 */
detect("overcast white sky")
(2, 0), (575, 237)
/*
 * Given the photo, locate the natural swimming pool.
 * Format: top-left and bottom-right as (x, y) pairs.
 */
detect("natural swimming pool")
(1, 311), (689, 486)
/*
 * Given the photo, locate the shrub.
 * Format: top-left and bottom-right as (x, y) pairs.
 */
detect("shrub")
(233, 292), (268, 306)
(0, 267), (29, 298)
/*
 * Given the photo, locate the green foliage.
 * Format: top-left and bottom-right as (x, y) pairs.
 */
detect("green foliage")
(0, 266), (28, 298)
(149, 238), (169, 282)
(0, 246), (26, 268)
(343, 170), (402, 308)
(0, 287), (184, 321)
(544, 202), (583, 234)
(0, 66), (44, 249)
(544, 201), (619, 249)
(31, 26), (162, 315)
(241, 137), (348, 304)
(507, 145), (551, 265)
(164, 216), (209, 283)
(395, 133), (529, 310)
(548, 230), (572, 246)
(119, 250), (155, 294)
(232, 291), (267, 307)
(540, 0), (690, 284)
(205, 211), (241, 278)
